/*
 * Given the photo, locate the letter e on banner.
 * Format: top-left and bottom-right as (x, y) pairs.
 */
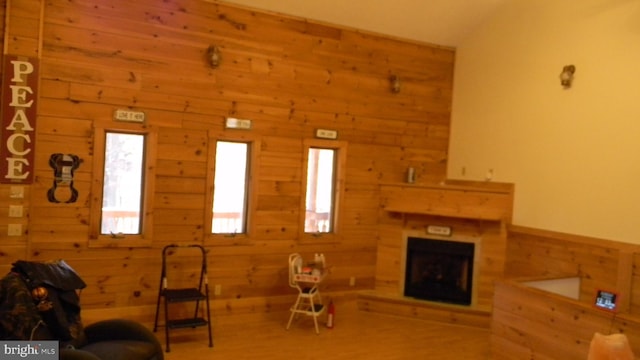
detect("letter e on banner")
(1, 55), (38, 183)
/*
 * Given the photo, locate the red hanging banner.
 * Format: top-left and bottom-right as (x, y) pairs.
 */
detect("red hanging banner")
(0, 55), (38, 184)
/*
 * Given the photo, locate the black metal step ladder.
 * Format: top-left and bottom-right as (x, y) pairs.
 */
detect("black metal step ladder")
(153, 244), (213, 352)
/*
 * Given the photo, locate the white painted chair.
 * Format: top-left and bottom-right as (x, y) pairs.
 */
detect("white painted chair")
(286, 253), (325, 334)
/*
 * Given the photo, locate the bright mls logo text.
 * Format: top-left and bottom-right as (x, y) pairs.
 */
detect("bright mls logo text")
(2, 342), (58, 359)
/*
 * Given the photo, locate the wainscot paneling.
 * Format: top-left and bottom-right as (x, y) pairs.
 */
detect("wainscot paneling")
(491, 279), (640, 359)
(500, 225), (640, 357)
(506, 225), (638, 311)
(0, 0), (454, 321)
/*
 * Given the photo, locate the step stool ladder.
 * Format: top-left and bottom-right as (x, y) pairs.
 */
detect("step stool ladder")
(153, 244), (213, 352)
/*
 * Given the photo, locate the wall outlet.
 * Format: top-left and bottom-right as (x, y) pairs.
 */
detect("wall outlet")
(8, 224), (22, 236)
(9, 205), (23, 217)
(9, 186), (24, 199)
(349, 277), (356, 287)
(214, 284), (222, 296)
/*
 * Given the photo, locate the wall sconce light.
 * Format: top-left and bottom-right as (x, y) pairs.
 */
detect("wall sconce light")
(559, 65), (576, 88)
(390, 75), (401, 93)
(207, 45), (221, 68)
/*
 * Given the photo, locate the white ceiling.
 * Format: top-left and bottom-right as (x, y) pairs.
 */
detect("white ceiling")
(217, 0), (508, 47)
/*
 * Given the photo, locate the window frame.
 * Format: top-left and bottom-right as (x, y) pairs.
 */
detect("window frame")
(299, 138), (347, 244)
(89, 126), (157, 248)
(205, 132), (259, 246)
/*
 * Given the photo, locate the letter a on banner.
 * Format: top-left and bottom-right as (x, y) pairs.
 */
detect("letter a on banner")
(0, 55), (38, 184)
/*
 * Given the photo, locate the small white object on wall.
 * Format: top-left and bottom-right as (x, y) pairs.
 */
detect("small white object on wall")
(225, 117), (252, 129)
(315, 129), (338, 139)
(485, 168), (494, 181)
(426, 225), (452, 236)
(114, 109), (145, 123)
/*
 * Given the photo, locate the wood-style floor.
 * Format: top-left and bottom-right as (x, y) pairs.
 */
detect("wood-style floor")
(159, 301), (490, 359)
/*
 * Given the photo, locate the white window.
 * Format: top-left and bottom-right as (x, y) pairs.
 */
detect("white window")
(90, 128), (156, 247)
(301, 139), (346, 242)
(211, 141), (250, 234)
(101, 132), (145, 235)
(305, 147), (336, 233)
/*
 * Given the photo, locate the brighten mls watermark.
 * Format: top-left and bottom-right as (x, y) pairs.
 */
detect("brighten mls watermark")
(1, 341), (58, 359)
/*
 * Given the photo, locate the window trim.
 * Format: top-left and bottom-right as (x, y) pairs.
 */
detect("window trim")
(204, 131), (259, 247)
(89, 126), (156, 248)
(299, 138), (347, 244)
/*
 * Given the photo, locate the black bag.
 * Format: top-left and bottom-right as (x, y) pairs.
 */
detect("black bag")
(11, 260), (87, 347)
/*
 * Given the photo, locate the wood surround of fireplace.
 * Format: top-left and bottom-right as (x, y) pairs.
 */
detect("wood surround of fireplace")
(360, 180), (514, 328)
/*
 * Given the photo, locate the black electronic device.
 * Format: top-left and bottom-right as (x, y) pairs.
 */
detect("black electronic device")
(594, 289), (618, 312)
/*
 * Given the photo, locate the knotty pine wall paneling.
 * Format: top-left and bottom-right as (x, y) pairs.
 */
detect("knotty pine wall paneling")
(490, 280), (640, 360)
(630, 253), (640, 315)
(506, 226), (639, 312)
(0, 0), (455, 319)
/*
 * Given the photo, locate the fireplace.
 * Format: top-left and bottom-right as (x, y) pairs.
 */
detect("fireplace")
(403, 237), (475, 306)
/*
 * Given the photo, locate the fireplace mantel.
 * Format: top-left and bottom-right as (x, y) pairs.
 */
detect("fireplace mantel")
(380, 181), (514, 222)
(370, 180), (515, 327)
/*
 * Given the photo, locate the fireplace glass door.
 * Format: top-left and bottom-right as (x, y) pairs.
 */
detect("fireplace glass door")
(404, 237), (474, 306)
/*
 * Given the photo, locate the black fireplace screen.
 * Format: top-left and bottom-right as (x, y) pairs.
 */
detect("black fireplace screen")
(404, 237), (474, 305)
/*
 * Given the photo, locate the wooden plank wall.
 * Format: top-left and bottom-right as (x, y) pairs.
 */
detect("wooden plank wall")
(492, 216), (640, 358)
(0, 0), (454, 320)
(506, 225), (638, 311)
(631, 253), (640, 315)
(491, 280), (640, 360)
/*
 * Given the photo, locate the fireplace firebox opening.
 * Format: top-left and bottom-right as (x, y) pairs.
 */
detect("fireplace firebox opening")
(404, 237), (475, 306)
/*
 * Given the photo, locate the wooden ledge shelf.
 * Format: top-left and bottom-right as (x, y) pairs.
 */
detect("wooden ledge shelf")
(380, 181), (514, 221)
(357, 291), (491, 328)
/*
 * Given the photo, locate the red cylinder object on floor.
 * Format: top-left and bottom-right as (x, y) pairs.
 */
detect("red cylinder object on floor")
(326, 300), (335, 329)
